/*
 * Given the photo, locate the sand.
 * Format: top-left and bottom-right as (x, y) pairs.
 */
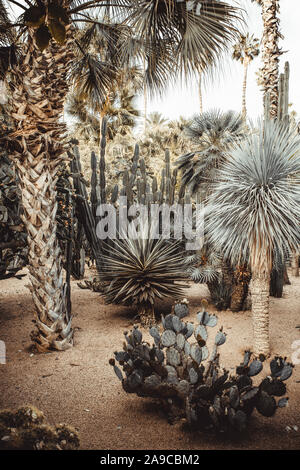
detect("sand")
(0, 269), (300, 450)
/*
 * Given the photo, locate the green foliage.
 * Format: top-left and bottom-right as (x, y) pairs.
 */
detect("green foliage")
(110, 301), (293, 432)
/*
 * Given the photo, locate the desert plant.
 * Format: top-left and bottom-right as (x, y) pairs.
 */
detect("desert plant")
(110, 300), (292, 432)
(0, 0), (241, 350)
(176, 109), (245, 198)
(98, 223), (188, 326)
(0, 405), (79, 450)
(205, 119), (300, 355)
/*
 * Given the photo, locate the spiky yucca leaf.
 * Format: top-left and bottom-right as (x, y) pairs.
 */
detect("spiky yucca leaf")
(205, 119), (300, 272)
(98, 223), (188, 324)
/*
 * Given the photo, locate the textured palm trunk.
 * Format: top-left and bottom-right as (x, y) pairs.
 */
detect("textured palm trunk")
(291, 253), (299, 277)
(242, 58), (249, 118)
(251, 270), (270, 357)
(138, 302), (155, 327)
(261, 0), (281, 118)
(198, 71), (203, 114)
(6, 32), (74, 351)
(230, 273), (250, 312)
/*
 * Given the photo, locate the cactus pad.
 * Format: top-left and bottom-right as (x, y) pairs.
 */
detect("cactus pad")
(110, 302), (293, 434)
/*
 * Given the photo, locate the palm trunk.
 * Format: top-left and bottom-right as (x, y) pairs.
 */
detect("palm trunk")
(230, 265), (251, 312)
(242, 59), (249, 118)
(291, 253), (299, 277)
(143, 55), (147, 134)
(6, 32), (74, 351)
(138, 301), (155, 327)
(261, 0), (281, 118)
(198, 71), (203, 114)
(251, 270), (270, 357)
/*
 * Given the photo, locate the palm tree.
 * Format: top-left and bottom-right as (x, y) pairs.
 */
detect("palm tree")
(176, 109), (245, 198)
(232, 33), (260, 117)
(252, 0), (281, 118)
(66, 77), (141, 144)
(0, 0), (241, 351)
(176, 110), (247, 310)
(205, 120), (300, 356)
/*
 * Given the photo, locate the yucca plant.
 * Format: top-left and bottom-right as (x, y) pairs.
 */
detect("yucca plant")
(205, 120), (300, 356)
(98, 224), (188, 326)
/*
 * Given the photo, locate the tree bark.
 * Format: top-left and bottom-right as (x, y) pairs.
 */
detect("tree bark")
(5, 32), (74, 351)
(242, 59), (249, 118)
(292, 253), (299, 277)
(261, 0), (281, 118)
(138, 302), (156, 327)
(230, 266), (251, 312)
(199, 71), (203, 114)
(251, 270), (270, 357)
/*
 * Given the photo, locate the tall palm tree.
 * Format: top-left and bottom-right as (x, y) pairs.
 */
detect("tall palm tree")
(0, 0), (241, 351)
(205, 120), (300, 356)
(252, 0), (281, 118)
(232, 32), (260, 117)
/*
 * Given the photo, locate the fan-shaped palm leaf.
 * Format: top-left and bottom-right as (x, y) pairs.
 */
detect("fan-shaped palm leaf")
(176, 109), (245, 196)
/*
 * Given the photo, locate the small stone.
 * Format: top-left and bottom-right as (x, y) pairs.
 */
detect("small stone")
(293, 425), (298, 432)
(285, 426), (291, 432)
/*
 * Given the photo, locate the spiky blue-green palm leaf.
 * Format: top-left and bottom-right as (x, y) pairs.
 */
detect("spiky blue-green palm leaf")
(205, 119), (300, 272)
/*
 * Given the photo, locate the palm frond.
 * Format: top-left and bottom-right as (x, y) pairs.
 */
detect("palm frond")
(70, 51), (118, 108)
(123, 0), (242, 78)
(176, 109), (245, 196)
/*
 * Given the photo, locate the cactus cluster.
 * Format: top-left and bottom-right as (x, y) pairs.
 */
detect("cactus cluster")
(0, 103), (28, 279)
(110, 300), (293, 433)
(0, 405), (79, 450)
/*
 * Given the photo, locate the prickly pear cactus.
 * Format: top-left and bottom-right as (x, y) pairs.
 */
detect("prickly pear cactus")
(110, 300), (293, 433)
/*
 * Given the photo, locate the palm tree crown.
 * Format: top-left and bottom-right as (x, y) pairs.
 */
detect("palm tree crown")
(176, 109), (245, 196)
(232, 33), (260, 64)
(205, 119), (300, 273)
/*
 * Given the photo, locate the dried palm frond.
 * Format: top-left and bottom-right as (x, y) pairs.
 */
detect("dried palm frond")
(98, 223), (188, 326)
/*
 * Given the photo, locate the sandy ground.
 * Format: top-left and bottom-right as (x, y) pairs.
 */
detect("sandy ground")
(0, 268), (300, 450)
